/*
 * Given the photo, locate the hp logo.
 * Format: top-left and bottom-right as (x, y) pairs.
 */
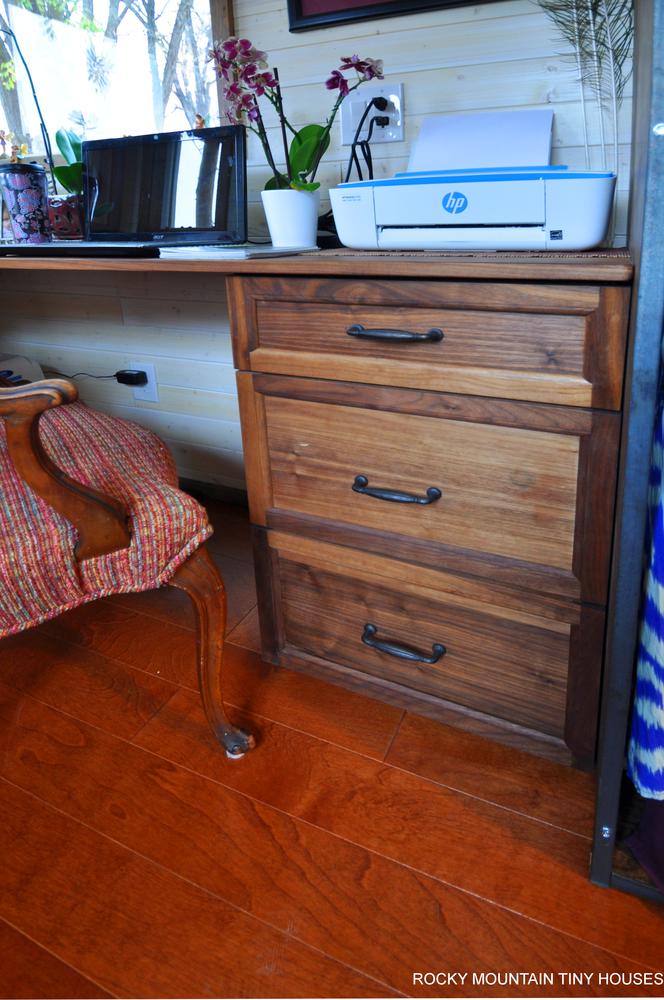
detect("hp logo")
(442, 191), (468, 214)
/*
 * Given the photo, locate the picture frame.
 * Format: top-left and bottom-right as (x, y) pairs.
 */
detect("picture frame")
(287, 0), (475, 32)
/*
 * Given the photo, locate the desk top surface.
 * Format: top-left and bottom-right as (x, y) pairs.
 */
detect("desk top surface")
(0, 248), (633, 283)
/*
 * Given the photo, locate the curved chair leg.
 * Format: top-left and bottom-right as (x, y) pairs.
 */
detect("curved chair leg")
(169, 545), (255, 759)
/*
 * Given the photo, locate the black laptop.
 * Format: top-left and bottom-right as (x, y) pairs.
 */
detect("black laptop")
(0, 125), (247, 257)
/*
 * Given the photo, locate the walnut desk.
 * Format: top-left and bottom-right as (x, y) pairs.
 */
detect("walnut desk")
(0, 250), (634, 767)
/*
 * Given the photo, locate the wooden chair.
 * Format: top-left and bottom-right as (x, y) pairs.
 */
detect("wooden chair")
(0, 377), (255, 759)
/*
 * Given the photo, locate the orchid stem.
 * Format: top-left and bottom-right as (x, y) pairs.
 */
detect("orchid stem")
(253, 100), (282, 184)
(272, 68), (292, 184)
(0, 24), (56, 192)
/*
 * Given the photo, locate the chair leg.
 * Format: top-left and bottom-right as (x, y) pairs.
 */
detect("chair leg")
(169, 545), (255, 759)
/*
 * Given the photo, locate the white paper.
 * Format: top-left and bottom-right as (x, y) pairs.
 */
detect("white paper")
(407, 110), (554, 173)
(157, 244), (318, 259)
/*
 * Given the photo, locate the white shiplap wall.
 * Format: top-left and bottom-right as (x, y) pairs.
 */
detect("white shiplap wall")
(0, 268), (245, 489)
(238, 0), (632, 241)
(0, 0), (632, 489)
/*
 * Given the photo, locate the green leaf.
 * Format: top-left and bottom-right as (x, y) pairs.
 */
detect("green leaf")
(289, 124), (329, 180)
(54, 162), (83, 194)
(55, 128), (82, 165)
(290, 181), (320, 191)
(264, 173), (291, 191)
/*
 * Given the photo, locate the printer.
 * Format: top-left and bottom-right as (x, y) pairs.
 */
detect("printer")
(329, 110), (616, 252)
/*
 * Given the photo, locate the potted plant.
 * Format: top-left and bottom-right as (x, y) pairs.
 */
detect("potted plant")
(48, 127), (84, 237)
(210, 37), (383, 247)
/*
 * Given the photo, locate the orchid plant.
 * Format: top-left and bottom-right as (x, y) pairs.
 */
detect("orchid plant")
(209, 37), (383, 191)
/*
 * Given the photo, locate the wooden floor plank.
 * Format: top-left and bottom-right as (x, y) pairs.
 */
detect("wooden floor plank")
(219, 645), (405, 760)
(38, 607), (404, 759)
(0, 778), (393, 999)
(41, 601), (199, 690)
(385, 712), (595, 836)
(133, 687), (664, 970)
(108, 552), (257, 633)
(0, 918), (112, 999)
(0, 632), (176, 740)
(227, 607), (261, 653)
(0, 684), (657, 998)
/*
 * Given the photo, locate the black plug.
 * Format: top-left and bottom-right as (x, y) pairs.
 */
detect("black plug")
(372, 96), (389, 112)
(115, 369), (148, 386)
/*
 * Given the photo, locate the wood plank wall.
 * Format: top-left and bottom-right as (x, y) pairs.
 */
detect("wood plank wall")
(0, 269), (245, 490)
(0, 0), (632, 489)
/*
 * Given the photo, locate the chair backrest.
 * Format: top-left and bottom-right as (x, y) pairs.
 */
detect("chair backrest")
(0, 378), (130, 560)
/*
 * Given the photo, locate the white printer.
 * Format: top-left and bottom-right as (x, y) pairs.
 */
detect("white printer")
(329, 110), (615, 251)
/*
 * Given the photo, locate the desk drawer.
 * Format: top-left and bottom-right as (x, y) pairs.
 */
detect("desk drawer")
(229, 276), (628, 408)
(264, 532), (604, 761)
(240, 375), (619, 603)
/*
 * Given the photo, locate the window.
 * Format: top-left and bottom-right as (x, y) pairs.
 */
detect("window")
(0, 0), (217, 155)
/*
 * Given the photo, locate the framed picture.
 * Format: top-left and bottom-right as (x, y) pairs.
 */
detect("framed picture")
(287, 0), (475, 32)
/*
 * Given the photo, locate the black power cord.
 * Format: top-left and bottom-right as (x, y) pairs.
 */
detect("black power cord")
(317, 97), (391, 245)
(45, 367), (148, 386)
(344, 96), (389, 184)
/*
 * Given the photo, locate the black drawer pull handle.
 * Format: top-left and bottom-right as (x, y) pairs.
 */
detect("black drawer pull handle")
(352, 475), (441, 505)
(346, 323), (444, 343)
(361, 623), (446, 664)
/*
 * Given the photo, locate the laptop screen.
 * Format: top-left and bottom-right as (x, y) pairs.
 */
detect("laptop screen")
(83, 126), (247, 244)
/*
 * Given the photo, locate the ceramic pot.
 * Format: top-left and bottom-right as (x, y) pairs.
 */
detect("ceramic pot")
(260, 188), (320, 248)
(0, 161), (52, 243)
(48, 193), (84, 238)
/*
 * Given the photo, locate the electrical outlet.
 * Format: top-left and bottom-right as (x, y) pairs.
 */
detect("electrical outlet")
(129, 360), (159, 403)
(340, 83), (404, 146)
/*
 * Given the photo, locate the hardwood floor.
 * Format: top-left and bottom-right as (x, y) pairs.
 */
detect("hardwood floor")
(0, 499), (662, 999)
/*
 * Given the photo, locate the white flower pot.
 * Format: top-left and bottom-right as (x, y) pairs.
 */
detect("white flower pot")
(261, 188), (320, 249)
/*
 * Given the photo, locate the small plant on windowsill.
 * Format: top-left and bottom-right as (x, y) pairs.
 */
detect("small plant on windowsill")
(209, 36), (384, 191)
(53, 128), (83, 197)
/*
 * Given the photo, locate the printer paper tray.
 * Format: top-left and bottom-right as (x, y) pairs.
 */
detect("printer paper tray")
(377, 227), (548, 251)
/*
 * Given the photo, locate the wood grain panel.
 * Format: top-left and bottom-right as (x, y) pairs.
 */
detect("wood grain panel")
(269, 529), (581, 624)
(0, 918), (111, 999)
(255, 299), (588, 371)
(233, 274), (601, 318)
(135, 689), (664, 971)
(251, 348), (594, 406)
(237, 371), (273, 527)
(265, 394), (581, 572)
(565, 604), (607, 766)
(278, 646), (574, 764)
(0, 778), (386, 998)
(251, 372), (596, 435)
(277, 557), (570, 736)
(0, 688), (654, 998)
(234, 277), (628, 406)
(0, 252), (633, 283)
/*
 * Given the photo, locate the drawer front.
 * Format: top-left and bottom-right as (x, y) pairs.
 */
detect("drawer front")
(229, 276), (629, 408)
(277, 554), (571, 738)
(264, 394), (580, 573)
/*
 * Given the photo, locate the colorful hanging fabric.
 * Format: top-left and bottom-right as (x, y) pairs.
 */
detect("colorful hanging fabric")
(628, 401), (664, 799)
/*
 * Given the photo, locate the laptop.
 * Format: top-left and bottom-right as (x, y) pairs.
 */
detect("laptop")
(0, 125), (250, 257)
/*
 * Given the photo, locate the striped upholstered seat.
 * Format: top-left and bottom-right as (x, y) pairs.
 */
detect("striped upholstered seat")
(0, 400), (212, 638)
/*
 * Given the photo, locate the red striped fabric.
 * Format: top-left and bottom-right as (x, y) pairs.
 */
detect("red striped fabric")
(0, 402), (212, 638)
